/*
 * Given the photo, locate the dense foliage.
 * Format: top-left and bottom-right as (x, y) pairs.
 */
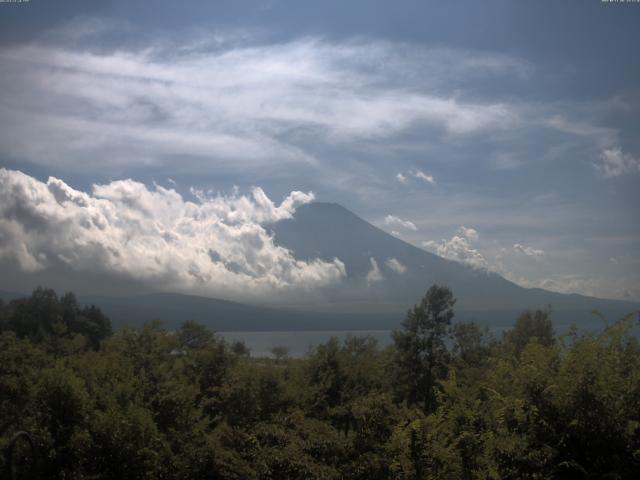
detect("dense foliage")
(1, 286), (639, 479)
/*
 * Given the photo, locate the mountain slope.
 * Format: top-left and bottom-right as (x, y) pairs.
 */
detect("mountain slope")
(78, 292), (410, 332)
(269, 202), (639, 327)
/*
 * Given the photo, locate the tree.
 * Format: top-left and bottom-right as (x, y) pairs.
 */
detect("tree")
(308, 337), (346, 417)
(77, 304), (112, 349)
(178, 320), (215, 350)
(2, 289), (111, 351)
(270, 345), (289, 362)
(392, 285), (455, 412)
(0, 298), (5, 330)
(6, 287), (62, 341)
(503, 309), (554, 356)
(231, 340), (251, 357)
(452, 321), (491, 368)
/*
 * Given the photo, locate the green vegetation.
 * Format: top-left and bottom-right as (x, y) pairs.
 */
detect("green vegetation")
(1, 286), (639, 479)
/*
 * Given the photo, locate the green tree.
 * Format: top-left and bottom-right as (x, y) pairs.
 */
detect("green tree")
(231, 340), (251, 357)
(3, 289), (111, 351)
(6, 287), (62, 341)
(392, 285), (455, 412)
(178, 320), (215, 350)
(76, 304), (112, 349)
(503, 309), (554, 356)
(452, 321), (491, 368)
(270, 345), (290, 362)
(33, 366), (92, 478)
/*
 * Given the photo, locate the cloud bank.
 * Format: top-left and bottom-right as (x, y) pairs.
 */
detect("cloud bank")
(0, 37), (522, 175)
(0, 169), (345, 299)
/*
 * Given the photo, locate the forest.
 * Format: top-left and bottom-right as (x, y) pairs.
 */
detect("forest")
(0, 286), (639, 479)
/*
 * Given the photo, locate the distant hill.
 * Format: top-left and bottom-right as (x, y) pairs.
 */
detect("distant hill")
(0, 290), (24, 303)
(77, 292), (402, 332)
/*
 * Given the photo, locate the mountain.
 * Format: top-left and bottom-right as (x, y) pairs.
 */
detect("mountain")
(77, 292), (400, 332)
(0, 290), (24, 303)
(2, 203), (637, 333)
(268, 202), (639, 329)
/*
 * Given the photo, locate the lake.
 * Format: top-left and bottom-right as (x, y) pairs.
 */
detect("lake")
(218, 318), (627, 357)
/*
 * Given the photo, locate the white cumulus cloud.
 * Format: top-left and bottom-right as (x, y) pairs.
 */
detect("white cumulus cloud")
(595, 148), (640, 177)
(395, 170), (436, 186)
(513, 243), (544, 257)
(457, 226), (479, 242)
(413, 170), (436, 185)
(396, 172), (407, 183)
(0, 168), (345, 299)
(421, 226), (488, 269)
(384, 215), (417, 231)
(421, 240), (439, 250)
(366, 258), (384, 284)
(385, 257), (407, 274)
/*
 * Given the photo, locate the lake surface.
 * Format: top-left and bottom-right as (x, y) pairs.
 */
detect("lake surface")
(218, 319), (628, 357)
(218, 325), (530, 357)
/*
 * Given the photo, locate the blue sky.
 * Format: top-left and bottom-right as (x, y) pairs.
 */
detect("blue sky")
(0, 0), (639, 300)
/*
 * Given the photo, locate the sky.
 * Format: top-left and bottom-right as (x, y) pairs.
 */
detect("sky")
(0, 0), (639, 301)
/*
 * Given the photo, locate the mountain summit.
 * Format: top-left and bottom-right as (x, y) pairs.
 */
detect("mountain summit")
(270, 202), (638, 328)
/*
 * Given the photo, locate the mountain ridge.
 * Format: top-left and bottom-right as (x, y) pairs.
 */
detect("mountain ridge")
(270, 202), (637, 309)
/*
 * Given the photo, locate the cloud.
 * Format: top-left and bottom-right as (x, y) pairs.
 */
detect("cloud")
(505, 272), (640, 302)
(366, 258), (383, 284)
(422, 226), (488, 269)
(413, 170), (436, 185)
(0, 26), (622, 207)
(0, 36), (523, 177)
(457, 226), (479, 242)
(384, 215), (417, 231)
(492, 152), (524, 170)
(595, 148), (640, 177)
(395, 170), (436, 186)
(436, 236), (488, 269)
(421, 240), (439, 250)
(545, 115), (618, 149)
(0, 168), (345, 299)
(513, 243), (544, 257)
(385, 257), (407, 274)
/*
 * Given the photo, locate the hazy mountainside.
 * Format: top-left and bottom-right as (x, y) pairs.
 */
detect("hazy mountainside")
(1, 289), (401, 331)
(269, 202), (639, 327)
(0, 290), (23, 303)
(76, 292), (399, 332)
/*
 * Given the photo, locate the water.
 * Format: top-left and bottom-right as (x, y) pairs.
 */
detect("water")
(218, 318), (638, 358)
(218, 330), (393, 357)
